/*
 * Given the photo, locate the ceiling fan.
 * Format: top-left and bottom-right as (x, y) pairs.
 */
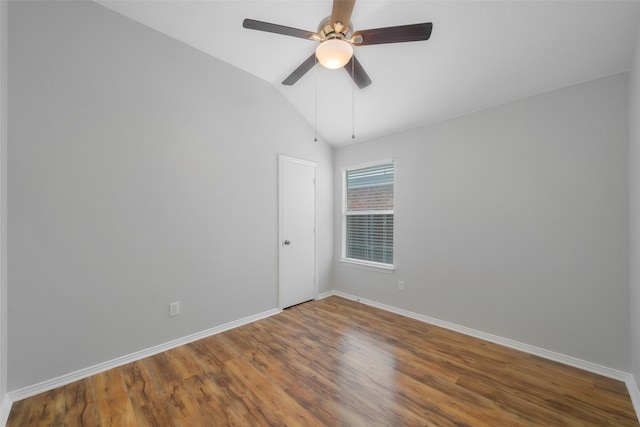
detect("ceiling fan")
(242, 0), (433, 89)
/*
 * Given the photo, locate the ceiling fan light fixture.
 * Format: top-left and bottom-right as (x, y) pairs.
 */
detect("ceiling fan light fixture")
(315, 39), (353, 69)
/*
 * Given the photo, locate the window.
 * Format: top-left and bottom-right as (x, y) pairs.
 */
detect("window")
(342, 161), (394, 271)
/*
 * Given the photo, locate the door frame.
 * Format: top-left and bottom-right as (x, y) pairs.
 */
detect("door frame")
(278, 155), (318, 309)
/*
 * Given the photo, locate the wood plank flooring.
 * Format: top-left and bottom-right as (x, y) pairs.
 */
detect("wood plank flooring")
(8, 296), (639, 426)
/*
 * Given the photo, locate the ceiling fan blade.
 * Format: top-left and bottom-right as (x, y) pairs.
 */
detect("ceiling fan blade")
(331, 0), (356, 32)
(282, 53), (317, 86)
(243, 19), (317, 40)
(352, 22), (433, 46)
(344, 55), (371, 89)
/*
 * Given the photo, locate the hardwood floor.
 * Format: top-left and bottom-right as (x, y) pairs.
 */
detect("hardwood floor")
(8, 296), (639, 426)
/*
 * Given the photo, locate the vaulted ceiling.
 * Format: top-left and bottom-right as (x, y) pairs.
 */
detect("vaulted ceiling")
(98, 1), (640, 146)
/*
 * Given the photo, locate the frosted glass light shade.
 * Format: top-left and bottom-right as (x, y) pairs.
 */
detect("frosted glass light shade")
(315, 39), (353, 69)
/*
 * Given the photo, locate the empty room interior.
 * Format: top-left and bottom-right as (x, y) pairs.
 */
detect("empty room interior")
(2, 0), (640, 425)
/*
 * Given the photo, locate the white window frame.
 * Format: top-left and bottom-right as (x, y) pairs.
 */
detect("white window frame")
(340, 159), (395, 274)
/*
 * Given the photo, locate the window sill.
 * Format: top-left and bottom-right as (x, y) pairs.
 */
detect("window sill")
(339, 258), (395, 274)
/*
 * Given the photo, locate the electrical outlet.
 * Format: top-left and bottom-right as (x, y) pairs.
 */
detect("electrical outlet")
(169, 301), (180, 317)
(398, 280), (405, 291)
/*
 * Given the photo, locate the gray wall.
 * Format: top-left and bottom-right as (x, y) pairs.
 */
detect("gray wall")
(334, 73), (630, 370)
(631, 26), (640, 385)
(0, 0), (7, 409)
(7, 0), (333, 391)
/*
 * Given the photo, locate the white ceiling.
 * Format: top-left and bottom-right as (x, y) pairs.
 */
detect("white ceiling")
(97, 1), (640, 146)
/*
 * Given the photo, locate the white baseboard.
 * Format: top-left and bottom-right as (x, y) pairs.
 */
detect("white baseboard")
(0, 394), (11, 427)
(331, 290), (640, 422)
(316, 290), (334, 300)
(627, 375), (640, 423)
(7, 307), (281, 404)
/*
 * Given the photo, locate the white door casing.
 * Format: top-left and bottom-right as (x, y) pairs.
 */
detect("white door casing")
(278, 155), (317, 309)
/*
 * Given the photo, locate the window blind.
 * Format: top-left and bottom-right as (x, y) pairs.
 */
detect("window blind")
(343, 162), (394, 265)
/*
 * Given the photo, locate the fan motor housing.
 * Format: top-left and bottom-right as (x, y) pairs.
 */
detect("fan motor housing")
(317, 16), (353, 41)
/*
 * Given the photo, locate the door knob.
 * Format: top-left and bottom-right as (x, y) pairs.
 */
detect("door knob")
(284, 240), (291, 245)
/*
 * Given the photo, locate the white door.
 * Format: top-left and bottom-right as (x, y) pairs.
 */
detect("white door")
(279, 155), (317, 308)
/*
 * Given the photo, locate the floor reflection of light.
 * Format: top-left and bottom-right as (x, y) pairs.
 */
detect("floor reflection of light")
(334, 329), (400, 420)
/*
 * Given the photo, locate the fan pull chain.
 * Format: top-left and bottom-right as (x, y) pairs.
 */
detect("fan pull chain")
(351, 58), (355, 139)
(314, 56), (318, 142)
